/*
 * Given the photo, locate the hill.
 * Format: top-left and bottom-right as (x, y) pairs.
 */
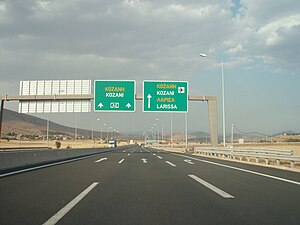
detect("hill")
(1, 109), (113, 139)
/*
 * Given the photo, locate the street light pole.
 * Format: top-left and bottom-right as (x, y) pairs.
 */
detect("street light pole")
(231, 123), (234, 147)
(221, 60), (226, 147)
(91, 120), (94, 143)
(75, 112), (78, 148)
(153, 123), (157, 146)
(156, 118), (164, 145)
(96, 118), (101, 140)
(185, 112), (188, 150)
(46, 114), (49, 148)
(200, 53), (226, 147)
(150, 127), (154, 144)
(170, 113), (173, 148)
(104, 123), (107, 142)
(161, 120), (164, 144)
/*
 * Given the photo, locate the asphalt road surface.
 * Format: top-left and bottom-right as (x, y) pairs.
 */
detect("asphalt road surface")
(1, 145), (300, 225)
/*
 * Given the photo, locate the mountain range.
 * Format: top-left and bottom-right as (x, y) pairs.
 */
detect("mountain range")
(1, 109), (111, 138)
(1, 109), (298, 142)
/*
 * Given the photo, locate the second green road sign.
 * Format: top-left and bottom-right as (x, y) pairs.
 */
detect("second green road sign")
(143, 80), (188, 112)
(94, 80), (135, 112)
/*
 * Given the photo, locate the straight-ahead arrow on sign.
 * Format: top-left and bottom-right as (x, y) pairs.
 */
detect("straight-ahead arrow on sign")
(147, 94), (152, 108)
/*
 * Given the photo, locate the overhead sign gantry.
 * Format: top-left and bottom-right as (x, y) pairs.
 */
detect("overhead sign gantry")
(0, 79), (218, 147)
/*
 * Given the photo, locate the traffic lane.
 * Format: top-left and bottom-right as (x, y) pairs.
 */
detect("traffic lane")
(152, 148), (300, 183)
(0, 145), (136, 225)
(147, 149), (300, 225)
(3, 145), (298, 225)
(148, 147), (300, 195)
(187, 151), (300, 182)
(55, 147), (245, 225)
(0, 145), (138, 225)
(151, 149), (300, 196)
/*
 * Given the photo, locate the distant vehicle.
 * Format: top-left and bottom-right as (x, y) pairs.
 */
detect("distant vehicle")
(108, 140), (117, 148)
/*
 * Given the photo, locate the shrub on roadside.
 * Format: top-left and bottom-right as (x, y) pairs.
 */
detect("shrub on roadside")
(55, 141), (61, 149)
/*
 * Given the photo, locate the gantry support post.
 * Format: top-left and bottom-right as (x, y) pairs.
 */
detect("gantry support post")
(207, 98), (218, 147)
(187, 96), (218, 147)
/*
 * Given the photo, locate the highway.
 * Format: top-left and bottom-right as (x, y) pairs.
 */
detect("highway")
(1, 145), (300, 225)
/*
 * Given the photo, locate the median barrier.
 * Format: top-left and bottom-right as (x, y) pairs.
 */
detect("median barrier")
(0, 146), (129, 174)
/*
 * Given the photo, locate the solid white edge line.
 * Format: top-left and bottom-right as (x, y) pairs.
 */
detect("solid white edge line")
(118, 159), (125, 164)
(188, 175), (234, 199)
(165, 161), (176, 167)
(170, 152), (300, 186)
(43, 182), (99, 225)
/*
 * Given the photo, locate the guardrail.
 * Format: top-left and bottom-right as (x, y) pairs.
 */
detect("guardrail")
(193, 147), (300, 168)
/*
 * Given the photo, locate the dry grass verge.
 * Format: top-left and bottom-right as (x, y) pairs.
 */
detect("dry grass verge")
(0, 140), (129, 150)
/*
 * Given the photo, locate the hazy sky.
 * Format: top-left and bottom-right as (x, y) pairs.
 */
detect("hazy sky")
(0, 0), (299, 136)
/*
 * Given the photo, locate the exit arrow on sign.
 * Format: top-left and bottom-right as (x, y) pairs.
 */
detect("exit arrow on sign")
(126, 103), (131, 108)
(98, 103), (103, 108)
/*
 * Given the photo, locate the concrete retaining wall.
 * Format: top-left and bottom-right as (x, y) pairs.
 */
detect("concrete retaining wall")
(0, 146), (127, 173)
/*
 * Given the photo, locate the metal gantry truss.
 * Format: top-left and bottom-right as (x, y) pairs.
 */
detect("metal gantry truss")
(0, 94), (218, 147)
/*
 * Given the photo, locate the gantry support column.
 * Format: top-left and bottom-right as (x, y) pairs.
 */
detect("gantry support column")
(188, 96), (218, 147)
(207, 98), (218, 147)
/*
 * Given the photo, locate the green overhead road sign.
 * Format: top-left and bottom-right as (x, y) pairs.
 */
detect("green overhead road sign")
(143, 80), (188, 112)
(94, 80), (135, 112)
